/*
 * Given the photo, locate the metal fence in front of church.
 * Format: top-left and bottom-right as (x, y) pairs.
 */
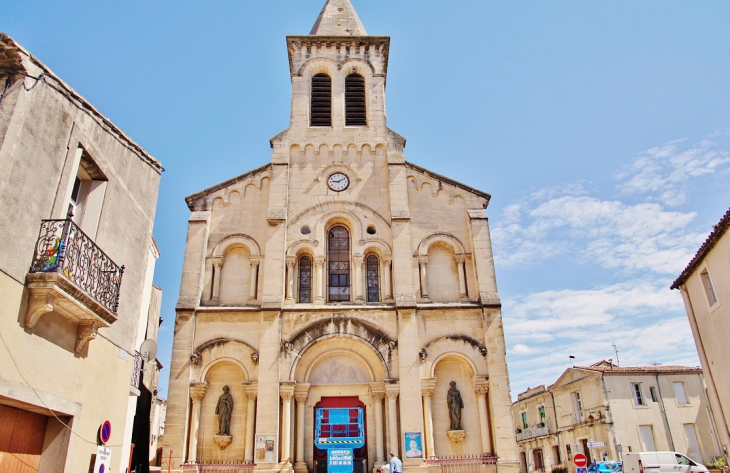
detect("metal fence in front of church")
(426, 455), (499, 473)
(180, 462), (256, 473)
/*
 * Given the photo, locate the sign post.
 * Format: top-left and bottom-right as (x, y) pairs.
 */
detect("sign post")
(574, 453), (588, 473)
(93, 445), (111, 473)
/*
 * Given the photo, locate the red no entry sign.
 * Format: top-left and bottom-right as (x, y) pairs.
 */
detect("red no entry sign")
(574, 454), (587, 468)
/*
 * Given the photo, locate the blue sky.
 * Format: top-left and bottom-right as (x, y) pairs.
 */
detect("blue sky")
(5, 1), (730, 399)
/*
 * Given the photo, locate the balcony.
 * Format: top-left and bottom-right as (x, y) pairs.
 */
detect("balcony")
(516, 423), (552, 442)
(25, 219), (124, 353)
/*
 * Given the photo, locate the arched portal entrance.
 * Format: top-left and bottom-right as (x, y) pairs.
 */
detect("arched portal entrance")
(287, 334), (393, 473)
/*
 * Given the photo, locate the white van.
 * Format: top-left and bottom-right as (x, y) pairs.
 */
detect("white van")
(623, 452), (708, 473)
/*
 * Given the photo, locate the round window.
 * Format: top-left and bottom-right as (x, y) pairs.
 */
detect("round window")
(367, 225), (376, 235)
(300, 226), (311, 235)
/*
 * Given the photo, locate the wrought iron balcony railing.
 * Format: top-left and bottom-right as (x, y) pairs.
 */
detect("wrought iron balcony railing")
(30, 219), (124, 315)
(516, 423), (552, 442)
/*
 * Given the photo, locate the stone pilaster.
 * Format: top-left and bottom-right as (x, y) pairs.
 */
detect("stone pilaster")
(421, 378), (437, 458)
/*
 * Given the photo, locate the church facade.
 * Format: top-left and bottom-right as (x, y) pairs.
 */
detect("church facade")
(163, 2), (519, 472)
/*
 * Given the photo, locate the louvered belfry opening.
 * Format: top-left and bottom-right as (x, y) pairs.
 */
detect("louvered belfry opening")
(345, 74), (367, 126)
(328, 226), (351, 302)
(311, 74), (332, 126)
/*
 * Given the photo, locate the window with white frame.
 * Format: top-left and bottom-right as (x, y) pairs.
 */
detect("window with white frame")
(68, 147), (107, 238)
(701, 270), (718, 306)
(572, 392), (584, 422)
(673, 382), (689, 405)
(632, 383), (646, 406)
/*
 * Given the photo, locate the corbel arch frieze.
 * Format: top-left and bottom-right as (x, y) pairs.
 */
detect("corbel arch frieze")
(211, 234), (261, 258)
(281, 316), (397, 377)
(416, 232), (467, 257)
(191, 338), (259, 381)
(406, 174), (467, 204)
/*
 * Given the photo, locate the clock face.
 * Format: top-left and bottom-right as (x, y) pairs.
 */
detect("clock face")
(327, 172), (350, 191)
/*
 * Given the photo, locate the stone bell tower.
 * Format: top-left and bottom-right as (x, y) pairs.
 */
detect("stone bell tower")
(164, 1), (519, 473)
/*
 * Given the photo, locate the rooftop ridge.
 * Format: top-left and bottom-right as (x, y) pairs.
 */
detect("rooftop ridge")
(310, 0), (367, 36)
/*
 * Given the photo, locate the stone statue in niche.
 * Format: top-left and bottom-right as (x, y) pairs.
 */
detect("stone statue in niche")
(447, 381), (464, 431)
(216, 385), (233, 436)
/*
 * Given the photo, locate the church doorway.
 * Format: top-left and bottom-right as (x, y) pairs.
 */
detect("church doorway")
(313, 397), (367, 473)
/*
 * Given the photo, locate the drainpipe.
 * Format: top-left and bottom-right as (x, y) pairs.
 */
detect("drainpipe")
(551, 391), (563, 465)
(656, 373), (676, 451)
(699, 372), (722, 454)
(599, 375), (620, 461)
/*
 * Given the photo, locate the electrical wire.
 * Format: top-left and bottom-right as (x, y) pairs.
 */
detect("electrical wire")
(0, 328), (124, 447)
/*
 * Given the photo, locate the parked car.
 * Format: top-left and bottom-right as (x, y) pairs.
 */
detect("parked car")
(588, 462), (620, 473)
(623, 452), (709, 473)
(612, 462), (623, 473)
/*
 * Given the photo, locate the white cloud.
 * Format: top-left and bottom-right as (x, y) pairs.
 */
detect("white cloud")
(511, 344), (536, 355)
(493, 195), (704, 275)
(616, 139), (730, 206)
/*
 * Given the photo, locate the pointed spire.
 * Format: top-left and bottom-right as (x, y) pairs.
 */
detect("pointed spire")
(310, 0), (367, 36)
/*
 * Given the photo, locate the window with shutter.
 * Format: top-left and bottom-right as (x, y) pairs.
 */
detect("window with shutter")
(311, 74), (332, 126)
(345, 74), (366, 126)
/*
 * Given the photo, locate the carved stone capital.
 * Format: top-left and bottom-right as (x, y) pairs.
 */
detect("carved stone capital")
(421, 378), (437, 398)
(294, 383), (311, 403)
(250, 259), (261, 268)
(353, 254), (364, 267)
(314, 257), (326, 268)
(212, 257), (224, 269)
(190, 382), (209, 402)
(418, 255), (429, 265)
(472, 376), (489, 397)
(369, 382), (386, 401)
(454, 255), (466, 265)
(385, 384), (400, 401)
(286, 256), (297, 268)
(280, 382), (296, 402)
(242, 381), (258, 401)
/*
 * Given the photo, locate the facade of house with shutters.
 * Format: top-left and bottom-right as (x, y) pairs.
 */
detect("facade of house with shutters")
(512, 361), (722, 473)
(672, 207), (730, 455)
(162, 1), (519, 473)
(0, 35), (163, 472)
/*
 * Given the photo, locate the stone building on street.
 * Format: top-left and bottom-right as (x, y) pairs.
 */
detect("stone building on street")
(512, 361), (722, 473)
(163, 1), (519, 472)
(0, 34), (163, 472)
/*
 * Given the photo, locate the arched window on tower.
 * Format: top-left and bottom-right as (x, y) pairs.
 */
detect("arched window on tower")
(311, 74), (332, 127)
(345, 73), (366, 126)
(298, 255), (312, 303)
(366, 254), (379, 302)
(328, 226), (350, 301)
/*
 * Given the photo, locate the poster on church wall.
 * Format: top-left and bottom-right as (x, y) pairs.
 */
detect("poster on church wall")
(255, 433), (277, 463)
(404, 432), (424, 460)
